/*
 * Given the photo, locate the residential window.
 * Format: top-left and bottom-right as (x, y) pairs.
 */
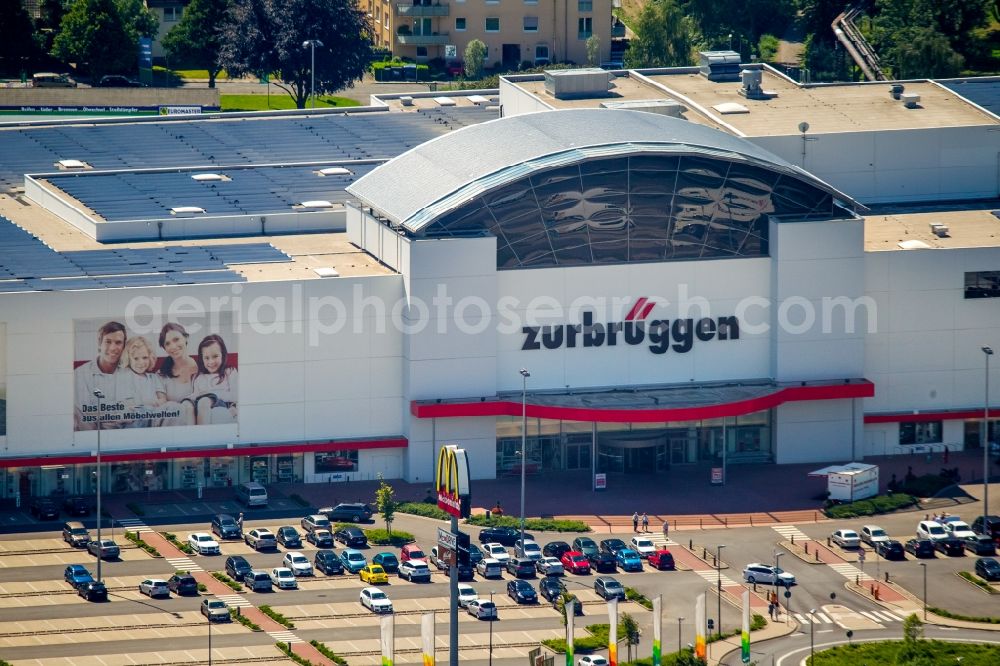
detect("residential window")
(578, 17), (592, 39)
(578, 0), (592, 11)
(163, 6), (182, 22)
(965, 270), (1000, 298)
(455, 17), (466, 31)
(485, 17), (500, 32)
(899, 421), (943, 446)
(523, 16), (538, 32)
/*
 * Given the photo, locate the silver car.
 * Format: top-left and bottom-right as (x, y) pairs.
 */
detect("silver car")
(139, 578), (169, 597)
(467, 599), (498, 620)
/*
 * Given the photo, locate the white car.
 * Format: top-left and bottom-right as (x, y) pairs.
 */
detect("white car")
(399, 560), (432, 582)
(283, 552), (314, 576)
(516, 539), (543, 561)
(360, 586), (393, 613)
(579, 657), (609, 666)
(536, 556), (564, 576)
(630, 537), (656, 558)
(270, 567), (298, 590)
(742, 563), (795, 586)
(917, 520), (948, 541)
(457, 583), (477, 608)
(483, 542), (510, 562)
(139, 578), (169, 597)
(188, 532), (220, 555)
(859, 525), (890, 547)
(467, 598), (498, 620)
(476, 557), (503, 579)
(945, 521), (976, 540)
(831, 529), (861, 549)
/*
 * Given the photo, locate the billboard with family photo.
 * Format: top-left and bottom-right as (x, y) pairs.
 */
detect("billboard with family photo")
(73, 314), (237, 431)
(0, 323), (6, 437)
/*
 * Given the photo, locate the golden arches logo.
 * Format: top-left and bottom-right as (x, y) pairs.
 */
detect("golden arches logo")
(436, 445), (469, 518)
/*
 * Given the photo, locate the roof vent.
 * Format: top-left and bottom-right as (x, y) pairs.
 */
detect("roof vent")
(929, 222), (949, 237)
(601, 99), (687, 118)
(191, 173), (229, 182)
(56, 159), (89, 170)
(901, 93), (921, 109)
(713, 102), (749, 114)
(466, 94), (490, 105)
(890, 84), (905, 100)
(295, 200), (335, 209)
(737, 67), (777, 100)
(698, 50), (741, 82)
(170, 206), (206, 217)
(898, 239), (931, 249)
(399, 96), (414, 106)
(313, 267), (340, 278)
(544, 68), (611, 99)
(433, 96), (457, 106)
(316, 167), (353, 177)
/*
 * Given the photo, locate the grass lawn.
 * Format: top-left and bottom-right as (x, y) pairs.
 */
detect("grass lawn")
(220, 94), (361, 112)
(175, 69), (231, 80)
(811, 640), (1000, 665)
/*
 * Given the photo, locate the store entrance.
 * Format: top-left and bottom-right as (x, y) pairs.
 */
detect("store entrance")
(624, 446), (655, 473)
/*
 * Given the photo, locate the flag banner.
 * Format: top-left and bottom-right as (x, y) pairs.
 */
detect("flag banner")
(741, 590), (751, 664)
(608, 597), (619, 666)
(695, 592), (706, 660)
(652, 595), (662, 666)
(421, 613), (435, 666)
(380, 613), (394, 666)
(566, 598), (575, 666)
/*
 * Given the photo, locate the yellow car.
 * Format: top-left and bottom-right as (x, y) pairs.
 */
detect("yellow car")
(359, 565), (389, 584)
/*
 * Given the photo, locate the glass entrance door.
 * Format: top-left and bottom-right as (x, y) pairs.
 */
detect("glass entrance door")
(670, 438), (687, 465)
(624, 446), (656, 474)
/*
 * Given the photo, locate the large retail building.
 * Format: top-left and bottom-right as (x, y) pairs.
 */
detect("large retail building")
(0, 61), (998, 499)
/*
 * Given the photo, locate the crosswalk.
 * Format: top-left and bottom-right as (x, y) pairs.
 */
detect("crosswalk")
(165, 556), (203, 573)
(772, 525), (811, 542)
(268, 629), (303, 644)
(794, 611), (833, 625)
(117, 518), (151, 534)
(828, 561), (873, 582)
(216, 593), (252, 608)
(648, 534), (678, 547)
(692, 568), (741, 587)
(794, 608), (904, 626)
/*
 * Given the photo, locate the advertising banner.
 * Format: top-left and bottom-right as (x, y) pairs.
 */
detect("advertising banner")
(565, 598), (575, 666)
(420, 613), (434, 666)
(0, 323), (5, 437)
(608, 598), (618, 666)
(741, 590), (751, 664)
(380, 613), (394, 666)
(652, 595), (662, 666)
(73, 314), (237, 431)
(695, 592), (706, 660)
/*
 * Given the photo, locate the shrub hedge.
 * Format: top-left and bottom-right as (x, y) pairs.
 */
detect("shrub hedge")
(465, 515), (591, 532)
(366, 528), (415, 546)
(928, 606), (1000, 623)
(958, 571), (998, 594)
(824, 493), (916, 518)
(276, 641), (315, 666)
(259, 605), (295, 628)
(212, 572), (243, 591)
(397, 501), (451, 520)
(309, 640), (349, 664)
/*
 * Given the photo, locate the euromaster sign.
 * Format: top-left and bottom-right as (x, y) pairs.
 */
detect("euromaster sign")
(436, 445), (471, 518)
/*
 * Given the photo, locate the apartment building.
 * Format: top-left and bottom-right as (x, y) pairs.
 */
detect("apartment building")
(365, 0), (615, 68)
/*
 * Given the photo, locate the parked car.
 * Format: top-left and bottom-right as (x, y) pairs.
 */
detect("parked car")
(64, 564), (94, 589)
(167, 574), (199, 595)
(360, 586), (393, 613)
(430, 546), (449, 570)
(270, 567), (298, 590)
(315, 550), (345, 575)
(322, 503), (373, 523)
(934, 537), (965, 557)
(630, 536), (656, 558)
(479, 526), (526, 546)
(572, 537), (599, 557)
(360, 564), (390, 584)
(964, 534), (998, 556)
(536, 556), (564, 576)
(594, 576), (626, 601)
(875, 539), (905, 560)
(373, 552), (400, 574)
(904, 538), (936, 558)
(483, 542), (510, 562)
(62, 496), (91, 517)
(539, 577), (566, 604)
(87, 539), (120, 559)
(467, 598), (498, 620)
(307, 529), (334, 548)
(454, 562), (475, 581)
(506, 557), (536, 578)
(63, 521), (91, 547)
(340, 548), (368, 573)
(616, 548), (643, 572)
(543, 541), (572, 558)
(579, 657), (609, 666)
(201, 598), (230, 622)
(457, 583), (478, 607)
(226, 555), (253, 581)
(561, 551), (591, 575)
(97, 74), (145, 87)
(400, 544), (427, 563)
(945, 521), (977, 540)
(334, 527), (368, 548)
(244, 570), (273, 592)
(32, 72), (76, 88)
(188, 532), (221, 555)
(276, 526), (302, 548)
(301, 514), (331, 534)
(588, 550), (618, 573)
(648, 549), (676, 570)
(476, 557), (503, 579)
(917, 521), (948, 541)
(78, 580), (107, 601)
(399, 560), (432, 582)
(283, 552), (314, 576)
(975, 557), (1000, 581)
(742, 563), (795, 586)
(30, 498), (59, 520)
(245, 528), (277, 551)
(859, 525), (890, 547)
(971, 515), (1000, 544)
(831, 529), (861, 549)
(599, 539), (628, 556)
(139, 578), (170, 597)
(507, 579), (537, 604)
(467, 543), (485, 566)
(515, 539), (543, 561)
(211, 514), (241, 540)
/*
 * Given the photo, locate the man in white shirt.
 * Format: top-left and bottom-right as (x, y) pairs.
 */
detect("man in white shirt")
(74, 321), (129, 430)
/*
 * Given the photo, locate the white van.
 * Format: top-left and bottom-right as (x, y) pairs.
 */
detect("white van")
(236, 482), (268, 507)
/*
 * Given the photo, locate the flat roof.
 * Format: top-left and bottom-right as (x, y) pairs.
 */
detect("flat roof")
(863, 200), (1000, 251)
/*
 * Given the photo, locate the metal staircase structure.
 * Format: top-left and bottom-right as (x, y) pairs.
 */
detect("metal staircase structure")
(832, 6), (887, 81)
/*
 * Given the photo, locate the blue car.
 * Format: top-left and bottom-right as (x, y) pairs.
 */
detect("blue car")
(340, 548), (368, 574)
(616, 549), (643, 572)
(64, 564), (95, 589)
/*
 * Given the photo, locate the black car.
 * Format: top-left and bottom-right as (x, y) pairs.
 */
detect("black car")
(600, 538), (628, 556)
(62, 496), (91, 517)
(875, 539), (905, 560)
(307, 529), (334, 548)
(904, 538), (936, 558)
(506, 557), (536, 578)
(276, 526), (302, 548)
(225, 555), (253, 581)
(964, 535), (997, 556)
(975, 557), (1000, 581)
(971, 516), (1000, 544)
(315, 550), (345, 575)
(594, 576), (626, 601)
(212, 514), (242, 540)
(543, 541), (572, 559)
(167, 574), (199, 595)
(479, 526), (531, 546)
(78, 580), (108, 602)
(30, 498), (59, 520)
(468, 543), (485, 566)
(334, 527), (368, 548)
(539, 577), (566, 603)
(455, 562), (475, 581)
(507, 579), (537, 604)
(587, 551), (618, 573)
(321, 503), (373, 523)
(97, 75), (145, 87)
(572, 537), (599, 557)
(935, 537), (965, 556)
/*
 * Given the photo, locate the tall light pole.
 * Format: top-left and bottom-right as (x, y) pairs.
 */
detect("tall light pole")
(773, 552), (784, 623)
(489, 589), (496, 666)
(983, 346), (993, 532)
(93, 389), (104, 583)
(302, 39), (324, 108)
(808, 608), (816, 664)
(208, 612), (213, 666)
(919, 562), (927, 620)
(519, 368), (530, 549)
(716, 544), (726, 639)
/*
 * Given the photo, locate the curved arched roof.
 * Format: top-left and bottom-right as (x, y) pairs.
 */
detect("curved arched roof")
(347, 108), (862, 233)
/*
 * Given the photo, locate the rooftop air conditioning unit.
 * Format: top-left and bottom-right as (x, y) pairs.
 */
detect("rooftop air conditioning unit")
(901, 93), (921, 109)
(930, 222), (949, 237)
(544, 68), (611, 99)
(737, 66), (777, 100)
(698, 50), (741, 82)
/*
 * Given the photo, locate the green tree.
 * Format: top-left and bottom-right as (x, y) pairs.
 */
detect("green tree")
(872, 0), (990, 76)
(621, 612), (640, 662)
(902, 613), (923, 643)
(464, 39), (487, 79)
(116, 0), (159, 40)
(163, 0), (231, 87)
(0, 0), (40, 75)
(219, 0), (374, 109)
(674, 649), (708, 666)
(758, 34), (779, 62)
(586, 34), (601, 66)
(625, 0), (698, 68)
(51, 0), (136, 80)
(375, 474), (397, 536)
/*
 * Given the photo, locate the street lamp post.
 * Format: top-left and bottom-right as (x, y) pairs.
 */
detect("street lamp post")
(519, 368), (530, 549)
(808, 608), (816, 664)
(301, 39), (324, 108)
(716, 544), (726, 639)
(208, 613), (213, 666)
(677, 616), (684, 654)
(983, 346), (993, 531)
(93, 389), (104, 583)
(773, 552), (784, 622)
(919, 562), (927, 620)
(489, 589), (496, 666)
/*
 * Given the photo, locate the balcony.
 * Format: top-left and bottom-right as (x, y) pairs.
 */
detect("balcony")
(396, 32), (450, 45)
(396, 3), (449, 16)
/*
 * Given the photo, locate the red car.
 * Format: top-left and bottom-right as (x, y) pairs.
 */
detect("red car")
(561, 551), (591, 575)
(648, 549), (676, 571)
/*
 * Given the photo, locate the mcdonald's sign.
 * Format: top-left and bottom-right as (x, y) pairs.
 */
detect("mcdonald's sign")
(436, 445), (471, 518)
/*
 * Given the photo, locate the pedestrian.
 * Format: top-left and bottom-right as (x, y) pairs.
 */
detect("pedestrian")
(768, 602), (775, 620)
(632, 512), (639, 532)
(663, 519), (670, 539)
(236, 511), (244, 532)
(641, 512), (649, 533)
